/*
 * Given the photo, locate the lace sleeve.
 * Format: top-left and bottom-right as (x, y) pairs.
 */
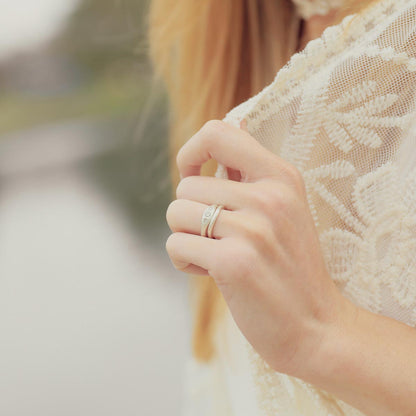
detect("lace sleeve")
(212, 1), (416, 414)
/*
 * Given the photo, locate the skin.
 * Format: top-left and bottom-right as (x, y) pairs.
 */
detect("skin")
(297, 10), (340, 51)
(165, 12), (416, 416)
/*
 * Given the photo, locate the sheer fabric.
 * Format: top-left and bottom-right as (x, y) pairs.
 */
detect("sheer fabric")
(182, 0), (416, 414)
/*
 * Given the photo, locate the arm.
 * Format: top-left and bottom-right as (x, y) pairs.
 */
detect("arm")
(300, 303), (416, 416)
(167, 119), (416, 416)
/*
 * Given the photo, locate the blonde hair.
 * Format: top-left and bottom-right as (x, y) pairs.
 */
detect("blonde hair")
(148, 0), (380, 363)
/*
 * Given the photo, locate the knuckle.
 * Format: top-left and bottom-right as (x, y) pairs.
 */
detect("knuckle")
(201, 119), (226, 142)
(239, 215), (276, 253)
(226, 241), (259, 282)
(175, 176), (194, 199)
(251, 186), (281, 214)
(283, 163), (305, 192)
(165, 199), (178, 226)
(165, 233), (188, 272)
(203, 119), (225, 133)
(207, 241), (239, 283)
(251, 184), (299, 217)
(165, 233), (177, 255)
(274, 190), (293, 213)
(175, 147), (184, 168)
(239, 215), (267, 243)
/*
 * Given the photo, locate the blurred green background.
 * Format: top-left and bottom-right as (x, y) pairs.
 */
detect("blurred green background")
(0, 0), (170, 233)
(0, 1), (191, 415)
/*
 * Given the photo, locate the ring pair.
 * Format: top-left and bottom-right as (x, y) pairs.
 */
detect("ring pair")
(200, 204), (224, 239)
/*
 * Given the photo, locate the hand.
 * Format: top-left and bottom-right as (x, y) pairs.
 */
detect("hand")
(165, 119), (357, 378)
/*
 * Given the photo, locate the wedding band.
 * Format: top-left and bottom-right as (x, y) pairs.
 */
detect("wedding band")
(201, 205), (218, 237)
(207, 205), (224, 239)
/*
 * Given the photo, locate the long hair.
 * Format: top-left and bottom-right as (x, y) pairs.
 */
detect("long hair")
(148, 0), (381, 363)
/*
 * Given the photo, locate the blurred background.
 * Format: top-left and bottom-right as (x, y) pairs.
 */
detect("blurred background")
(0, 1), (191, 415)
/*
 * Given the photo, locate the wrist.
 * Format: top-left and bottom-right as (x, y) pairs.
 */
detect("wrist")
(309, 298), (362, 384)
(297, 296), (382, 412)
(293, 291), (362, 385)
(286, 290), (416, 416)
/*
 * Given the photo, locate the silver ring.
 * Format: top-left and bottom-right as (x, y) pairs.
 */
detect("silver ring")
(207, 205), (224, 239)
(201, 205), (218, 237)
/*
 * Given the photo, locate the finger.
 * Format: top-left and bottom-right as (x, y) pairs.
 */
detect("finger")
(227, 166), (242, 182)
(220, 119), (248, 182)
(223, 119), (248, 182)
(219, 120), (248, 182)
(176, 119), (288, 182)
(220, 119), (249, 182)
(179, 263), (210, 276)
(166, 199), (235, 239)
(165, 232), (221, 276)
(176, 175), (253, 211)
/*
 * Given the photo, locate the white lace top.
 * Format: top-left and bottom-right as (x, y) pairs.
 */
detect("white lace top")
(181, 0), (416, 414)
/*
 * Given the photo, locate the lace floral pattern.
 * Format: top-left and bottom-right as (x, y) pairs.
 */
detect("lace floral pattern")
(212, 0), (416, 414)
(321, 163), (416, 315)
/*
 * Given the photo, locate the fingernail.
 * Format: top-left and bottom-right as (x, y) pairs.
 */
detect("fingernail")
(240, 118), (248, 131)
